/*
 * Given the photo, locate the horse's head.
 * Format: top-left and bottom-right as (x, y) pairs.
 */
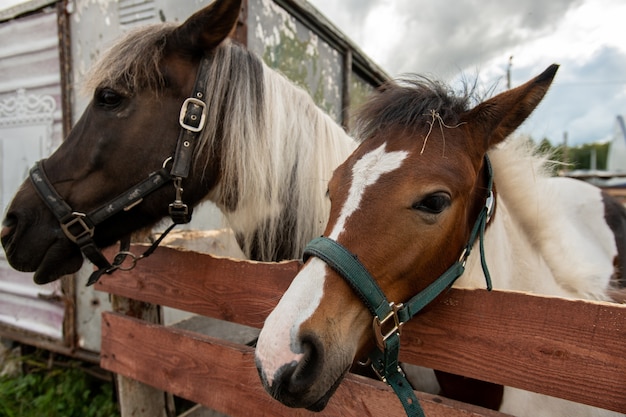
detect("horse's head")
(1, 0), (245, 284)
(255, 65), (558, 410)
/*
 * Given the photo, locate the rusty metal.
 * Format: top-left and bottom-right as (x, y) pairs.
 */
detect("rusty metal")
(342, 49), (352, 129)
(57, 0), (73, 138)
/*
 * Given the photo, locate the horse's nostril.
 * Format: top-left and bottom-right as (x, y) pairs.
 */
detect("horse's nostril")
(1, 214), (18, 240)
(263, 335), (324, 408)
(288, 335), (322, 393)
(264, 336), (321, 393)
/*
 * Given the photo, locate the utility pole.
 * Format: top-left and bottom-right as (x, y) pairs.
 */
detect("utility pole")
(507, 56), (513, 89)
(590, 147), (597, 171)
(563, 131), (569, 170)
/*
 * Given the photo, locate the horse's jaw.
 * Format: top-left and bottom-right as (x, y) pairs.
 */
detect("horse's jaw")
(1, 219), (83, 284)
(32, 243), (84, 284)
(303, 366), (350, 411)
(255, 356), (350, 411)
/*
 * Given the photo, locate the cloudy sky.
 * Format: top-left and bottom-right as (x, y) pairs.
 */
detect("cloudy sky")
(308, 0), (626, 146)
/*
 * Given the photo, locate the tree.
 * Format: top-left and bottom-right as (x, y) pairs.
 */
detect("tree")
(525, 137), (608, 173)
(566, 142), (609, 171)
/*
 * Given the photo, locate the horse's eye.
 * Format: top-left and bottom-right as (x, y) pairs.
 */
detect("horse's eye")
(95, 88), (124, 109)
(413, 193), (450, 214)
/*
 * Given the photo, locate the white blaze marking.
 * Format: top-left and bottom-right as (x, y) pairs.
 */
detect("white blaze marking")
(329, 144), (408, 239)
(256, 144), (408, 386)
(256, 258), (327, 385)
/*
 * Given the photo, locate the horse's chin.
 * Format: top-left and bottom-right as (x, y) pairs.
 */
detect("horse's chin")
(33, 249), (83, 284)
(260, 363), (349, 411)
(304, 369), (348, 411)
(3, 216), (81, 283)
(305, 394), (332, 412)
(6, 237), (84, 284)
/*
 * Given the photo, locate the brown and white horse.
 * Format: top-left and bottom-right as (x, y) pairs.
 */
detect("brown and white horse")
(0, 0), (355, 284)
(256, 65), (626, 416)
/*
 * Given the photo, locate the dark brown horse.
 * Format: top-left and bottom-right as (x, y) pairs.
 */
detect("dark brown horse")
(1, 0), (355, 284)
(255, 65), (626, 416)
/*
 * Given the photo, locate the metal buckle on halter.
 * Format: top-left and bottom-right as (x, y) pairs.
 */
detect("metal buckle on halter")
(179, 97), (207, 133)
(373, 302), (404, 351)
(169, 202), (190, 224)
(370, 360), (406, 384)
(485, 190), (495, 222)
(61, 212), (95, 243)
(168, 177), (191, 224)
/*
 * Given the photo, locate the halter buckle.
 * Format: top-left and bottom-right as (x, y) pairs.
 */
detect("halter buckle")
(458, 247), (469, 267)
(179, 97), (207, 133)
(373, 302), (404, 351)
(169, 177), (192, 224)
(61, 212), (95, 243)
(169, 202), (190, 224)
(485, 190), (495, 222)
(371, 361), (405, 384)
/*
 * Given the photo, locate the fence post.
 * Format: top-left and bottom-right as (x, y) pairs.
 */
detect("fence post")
(111, 295), (173, 417)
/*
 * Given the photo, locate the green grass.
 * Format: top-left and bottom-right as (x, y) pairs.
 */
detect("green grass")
(0, 349), (119, 417)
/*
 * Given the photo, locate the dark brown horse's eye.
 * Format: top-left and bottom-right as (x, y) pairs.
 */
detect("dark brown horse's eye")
(413, 193), (450, 214)
(95, 88), (124, 109)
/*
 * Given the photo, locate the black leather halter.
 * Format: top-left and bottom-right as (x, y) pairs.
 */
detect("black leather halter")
(29, 56), (212, 286)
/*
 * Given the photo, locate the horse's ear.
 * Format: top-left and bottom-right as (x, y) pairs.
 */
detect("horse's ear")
(463, 64), (559, 150)
(168, 0), (242, 54)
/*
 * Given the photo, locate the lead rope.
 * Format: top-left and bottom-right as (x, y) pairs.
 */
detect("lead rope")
(302, 156), (495, 417)
(86, 222), (178, 286)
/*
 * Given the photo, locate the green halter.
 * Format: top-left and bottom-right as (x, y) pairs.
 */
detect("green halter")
(303, 156), (494, 417)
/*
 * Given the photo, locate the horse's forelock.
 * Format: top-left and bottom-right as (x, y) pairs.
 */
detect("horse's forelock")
(83, 24), (175, 95)
(353, 77), (472, 143)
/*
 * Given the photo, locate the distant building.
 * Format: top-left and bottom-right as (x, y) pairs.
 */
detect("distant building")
(607, 115), (626, 172)
(564, 116), (626, 204)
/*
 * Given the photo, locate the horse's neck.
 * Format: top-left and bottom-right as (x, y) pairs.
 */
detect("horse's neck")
(219, 65), (356, 261)
(457, 199), (562, 295)
(458, 143), (615, 301)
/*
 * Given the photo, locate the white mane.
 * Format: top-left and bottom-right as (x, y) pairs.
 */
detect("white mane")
(197, 41), (356, 261)
(86, 26), (355, 262)
(461, 137), (617, 301)
(488, 136), (555, 239)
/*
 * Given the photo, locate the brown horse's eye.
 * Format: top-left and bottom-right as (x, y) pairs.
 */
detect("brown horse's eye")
(413, 193), (450, 214)
(95, 88), (124, 110)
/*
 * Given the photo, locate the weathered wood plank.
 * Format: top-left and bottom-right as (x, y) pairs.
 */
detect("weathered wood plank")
(96, 245), (626, 413)
(101, 312), (510, 417)
(402, 290), (626, 413)
(97, 246), (298, 328)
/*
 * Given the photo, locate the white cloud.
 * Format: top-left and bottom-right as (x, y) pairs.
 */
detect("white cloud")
(0, 0), (29, 9)
(308, 0), (626, 145)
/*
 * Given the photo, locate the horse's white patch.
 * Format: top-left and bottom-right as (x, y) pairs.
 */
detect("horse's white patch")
(483, 141), (618, 300)
(500, 386), (623, 417)
(329, 144), (408, 240)
(256, 145), (408, 385)
(256, 257), (327, 386)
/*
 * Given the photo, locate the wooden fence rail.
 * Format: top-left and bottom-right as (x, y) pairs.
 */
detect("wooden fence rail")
(96, 245), (626, 416)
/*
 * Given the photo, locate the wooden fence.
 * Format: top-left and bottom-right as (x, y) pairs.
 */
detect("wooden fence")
(95, 245), (626, 417)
